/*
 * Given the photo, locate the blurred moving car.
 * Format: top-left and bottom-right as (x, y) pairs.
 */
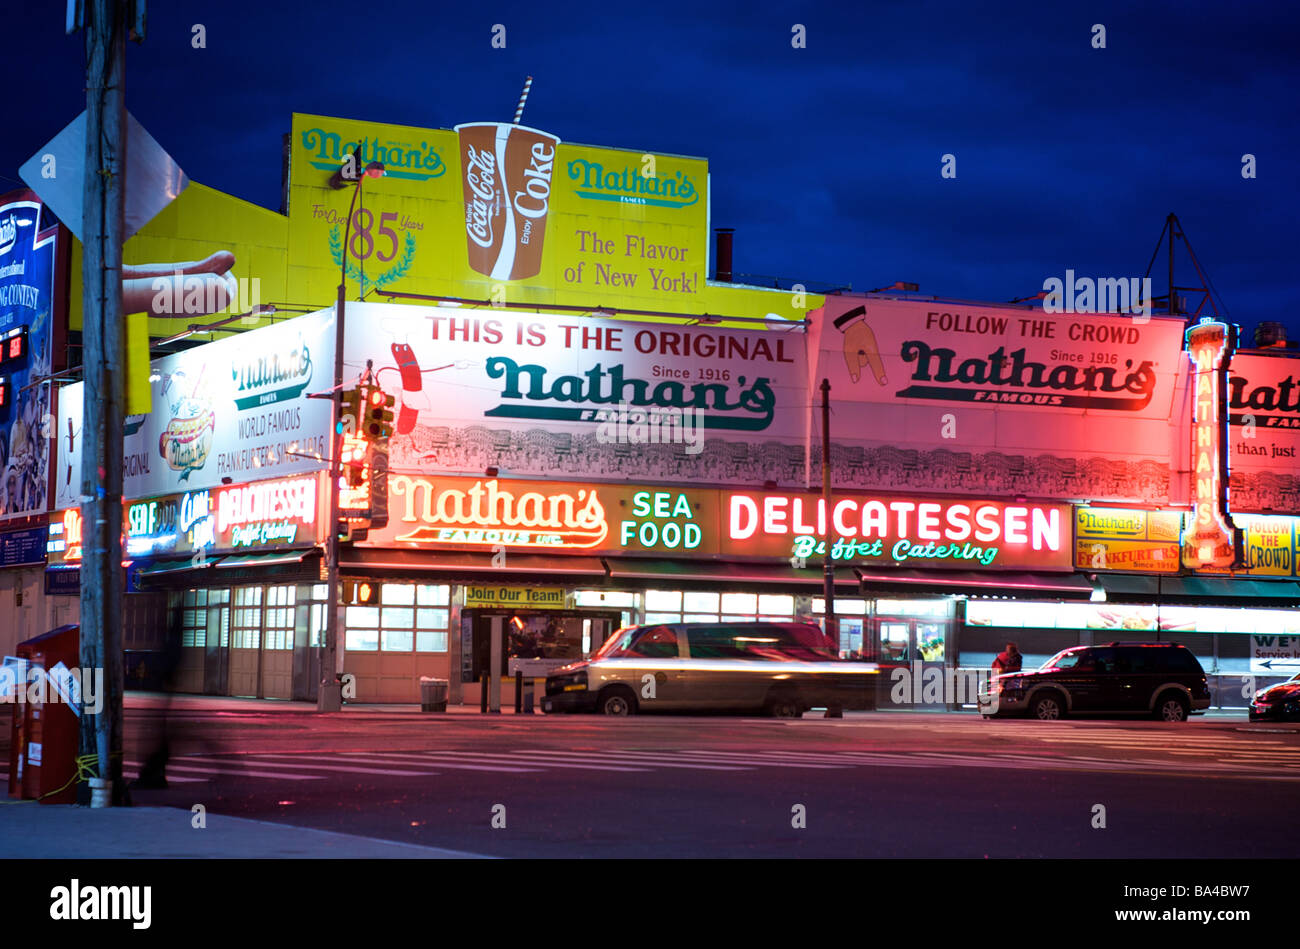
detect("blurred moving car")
(977, 642), (1210, 722)
(1249, 672), (1300, 721)
(543, 621), (878, 716)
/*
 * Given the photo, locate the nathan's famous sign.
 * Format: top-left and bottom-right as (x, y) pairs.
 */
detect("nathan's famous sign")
(1225, 350), (1300, 513)
(360, 475), (1072, 572)
(1182, 319), (1240, 570)
(341, 302), (806, 486)
(55, 310), (335, 507)
(813, 297), (1191, 504)
(286, 113), (713, 314)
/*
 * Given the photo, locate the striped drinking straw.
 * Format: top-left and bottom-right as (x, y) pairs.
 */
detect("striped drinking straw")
(512, 76), (534, 125)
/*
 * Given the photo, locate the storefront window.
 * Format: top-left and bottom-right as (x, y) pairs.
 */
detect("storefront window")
(416, 584), (451, 606)
(573, 590), (635, 608)
(684, 591), (720, 613)
(758, 594), (794, 617)
(345, 605), (380, 651)
(231, 586), (262, 649)
(343, 584), (450, 653)
(812, 598), (868, 615)
(877, 598), (952, 618)
(645, 590), (682, 611)
(383, 583), (416, 605)
(264, 585), (296, 650)
(644, 588), (798, 626)
(721, 592), (757, 614)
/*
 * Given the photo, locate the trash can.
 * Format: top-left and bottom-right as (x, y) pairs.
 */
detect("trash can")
(419, 677), (448, 712)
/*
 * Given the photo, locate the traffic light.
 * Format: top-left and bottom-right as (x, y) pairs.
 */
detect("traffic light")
(337, 387), (362, 436)
(341, 579), (379, 604)
(363, 385), (396, 440)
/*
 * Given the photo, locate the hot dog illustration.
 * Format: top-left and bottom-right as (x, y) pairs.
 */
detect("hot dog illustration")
(392, 342), (422, 434)
(159, 409), (216, 477)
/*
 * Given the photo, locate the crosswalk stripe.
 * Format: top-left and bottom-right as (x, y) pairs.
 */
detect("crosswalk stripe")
(144, 762), (322, 781)
(672, 750), (857, 768)
(519, 750), (749, 771)
(428, 752), (651, 773)
(222, 755), (439, 777)
(320, 754), (540, 774)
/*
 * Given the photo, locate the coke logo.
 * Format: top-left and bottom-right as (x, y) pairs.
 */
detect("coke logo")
(464, 146), (500, 249)
(512, 142), (555, 220)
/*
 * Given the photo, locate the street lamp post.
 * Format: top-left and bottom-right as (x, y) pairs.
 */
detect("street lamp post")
(319, 155), (383, 712)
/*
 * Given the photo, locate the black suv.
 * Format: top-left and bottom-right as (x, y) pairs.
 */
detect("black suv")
(977, 642), (1211, 722)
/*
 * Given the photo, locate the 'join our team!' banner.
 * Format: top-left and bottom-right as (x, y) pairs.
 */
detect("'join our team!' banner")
(812, 297), (1190, 506)
(287, 113), (710, 313)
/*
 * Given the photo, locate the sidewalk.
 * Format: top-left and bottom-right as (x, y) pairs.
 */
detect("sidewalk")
(125, 692), (1254, 720)
(124, 691), (542, 715)
(0, 801), (488, 858)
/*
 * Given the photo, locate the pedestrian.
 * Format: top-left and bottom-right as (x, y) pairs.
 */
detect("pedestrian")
(992, 641), (1023, 675)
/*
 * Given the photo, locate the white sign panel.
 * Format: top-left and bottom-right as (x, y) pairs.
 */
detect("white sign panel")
(813, 297), (1190, 504)
(56, 309), (334, 506)
(20, 110), (189, 243)
(1250, 633), (1300, 675)
(341, 302), (808, 485)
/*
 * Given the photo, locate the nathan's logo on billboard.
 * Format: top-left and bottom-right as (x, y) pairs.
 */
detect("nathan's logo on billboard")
(482, 356), (776, 431)
(566, 159), (700, 209)
(388, 476), (607, 549)
(1229, 370), (1300, 430)
(455, 123), (560, 281)
(894, 341), (1157, 410)
(0, 213), (17, 256)
(299, 126), (446, 182)
(231, 336), (314, 409)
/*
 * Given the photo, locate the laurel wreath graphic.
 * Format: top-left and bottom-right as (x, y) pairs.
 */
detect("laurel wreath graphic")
(329, 228), (418, 297)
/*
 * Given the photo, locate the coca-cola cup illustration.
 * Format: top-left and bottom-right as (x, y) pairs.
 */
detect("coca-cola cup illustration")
(454, 122), (561, 282)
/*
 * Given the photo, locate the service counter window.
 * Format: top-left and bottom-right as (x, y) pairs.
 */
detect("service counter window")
(645, 588), (797, 626)
(344, 583), (451, 653)
(264, 585), (296, 651)
(231, 586), (262, 649)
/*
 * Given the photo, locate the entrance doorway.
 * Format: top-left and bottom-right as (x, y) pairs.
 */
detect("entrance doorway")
(460, 609), (623, 709)
(873, 605), (953, 709)
(461, 609), (624, 683)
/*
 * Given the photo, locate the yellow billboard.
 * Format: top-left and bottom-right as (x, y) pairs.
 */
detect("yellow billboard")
(285, 112), (812, 322)
(70, 114), (815, 337)
(69, 182), (289, 336)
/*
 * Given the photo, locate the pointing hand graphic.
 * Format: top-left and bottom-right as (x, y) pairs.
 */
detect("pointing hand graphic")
(842, 318), (887, 385)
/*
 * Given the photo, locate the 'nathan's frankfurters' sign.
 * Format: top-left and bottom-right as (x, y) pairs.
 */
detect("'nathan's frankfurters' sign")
(56, 309), (335, 505)
(813, 297), (1189, 504)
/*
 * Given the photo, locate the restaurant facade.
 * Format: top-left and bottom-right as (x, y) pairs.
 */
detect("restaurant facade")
(6, 111), (1300, 711)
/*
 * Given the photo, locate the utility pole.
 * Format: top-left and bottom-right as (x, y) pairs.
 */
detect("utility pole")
(78, 0), (130, 806)
(820, 379), (836, 646)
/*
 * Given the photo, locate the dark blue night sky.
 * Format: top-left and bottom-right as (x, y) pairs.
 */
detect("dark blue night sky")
(4, 0), (1297, 339)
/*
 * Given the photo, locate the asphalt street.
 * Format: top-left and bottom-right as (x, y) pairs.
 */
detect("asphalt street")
(6, 697), (1292, 858)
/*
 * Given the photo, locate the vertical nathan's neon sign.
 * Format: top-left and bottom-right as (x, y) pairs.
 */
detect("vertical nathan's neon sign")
(1183, 319), (1240, 569)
